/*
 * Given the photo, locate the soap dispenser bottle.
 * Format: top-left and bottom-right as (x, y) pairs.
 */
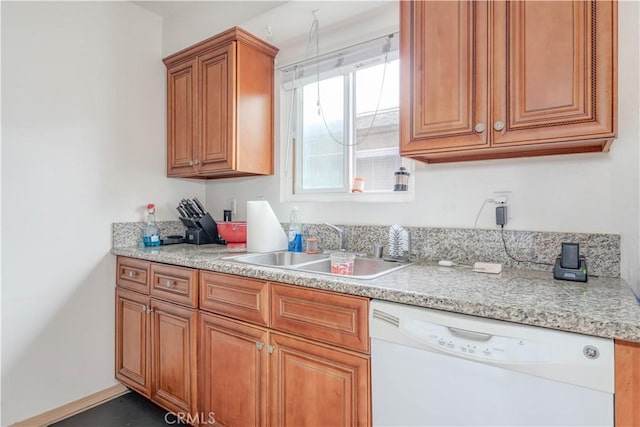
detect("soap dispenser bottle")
(288, 207), (303, 252)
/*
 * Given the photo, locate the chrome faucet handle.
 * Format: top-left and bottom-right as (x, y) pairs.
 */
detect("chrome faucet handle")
(323, 223), (348, 251)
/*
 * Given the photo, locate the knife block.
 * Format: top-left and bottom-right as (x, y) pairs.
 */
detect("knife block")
(179, 213), (227, 245)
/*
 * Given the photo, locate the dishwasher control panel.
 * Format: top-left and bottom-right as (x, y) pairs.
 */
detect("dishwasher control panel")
(370, 300), (614, 394)
(403, 318), (551, 363)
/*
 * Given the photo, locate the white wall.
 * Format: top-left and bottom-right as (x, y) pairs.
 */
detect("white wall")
(198, 1), (640, 292)
(1, 2), (205, 424)
(161, 1), (285, 55)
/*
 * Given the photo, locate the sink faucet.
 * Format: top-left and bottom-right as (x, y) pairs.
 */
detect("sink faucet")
(324, 223), (348, 251)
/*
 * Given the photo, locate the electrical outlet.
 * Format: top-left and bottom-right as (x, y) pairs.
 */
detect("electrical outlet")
(493, 191), (513, 220)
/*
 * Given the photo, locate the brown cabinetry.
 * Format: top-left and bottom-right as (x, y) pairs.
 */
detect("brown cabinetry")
(164, 27), (279, 178)
(199, 313), (268, 427)
(198, 273), (371, 426)
(115, 257), (198, 416)
(400, 0), (617, 163)
(615, 340), (640, 427)
(271, 283), (369, 353)
(115, 287), (150, 396)
(200, 271), (269, 326)
(117, 257), (150, 294)
(269, 332), (370, 427)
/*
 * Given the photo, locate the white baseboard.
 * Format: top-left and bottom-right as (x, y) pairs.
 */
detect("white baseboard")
(12, 383), (129, 427)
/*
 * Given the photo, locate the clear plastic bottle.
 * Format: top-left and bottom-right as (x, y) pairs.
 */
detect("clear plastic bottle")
(287, 207), (303, 252)
(143, 203), (161, 247)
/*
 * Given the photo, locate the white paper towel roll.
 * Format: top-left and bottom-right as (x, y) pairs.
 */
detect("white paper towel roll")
(247, 200), (288, 253)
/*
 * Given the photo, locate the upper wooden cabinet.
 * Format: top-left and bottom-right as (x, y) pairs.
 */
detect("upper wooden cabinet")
(164, 27), (279, 178)
(400, 0), (617, 163)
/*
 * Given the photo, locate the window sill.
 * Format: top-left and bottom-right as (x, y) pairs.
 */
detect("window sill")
(280, 189), (415, 203)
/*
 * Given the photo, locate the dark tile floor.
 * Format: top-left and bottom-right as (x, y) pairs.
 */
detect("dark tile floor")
(50, 391), (172, 427)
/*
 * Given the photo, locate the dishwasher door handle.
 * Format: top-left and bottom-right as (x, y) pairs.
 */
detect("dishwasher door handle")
(448, 326), (492, 342)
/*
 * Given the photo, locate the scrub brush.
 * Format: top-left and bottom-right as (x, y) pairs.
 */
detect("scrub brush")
(388, 224), (410, 259)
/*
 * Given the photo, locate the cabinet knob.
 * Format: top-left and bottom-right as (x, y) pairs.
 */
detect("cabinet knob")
(474, 123), (486, 133)
(194, 159), (200, 165)
(256, 342), (264, 351)
(493, 121), (505, 131)
(189, 160), (194, 166)
(166, 280), (174, 288)
(128, 271), (136, 278)
(267, 345), (275, 354)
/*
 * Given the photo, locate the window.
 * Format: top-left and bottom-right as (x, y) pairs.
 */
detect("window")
(280, 34), (411, 200)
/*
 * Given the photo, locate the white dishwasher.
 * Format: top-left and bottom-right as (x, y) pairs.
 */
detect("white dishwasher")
(370, 300), (614, 427)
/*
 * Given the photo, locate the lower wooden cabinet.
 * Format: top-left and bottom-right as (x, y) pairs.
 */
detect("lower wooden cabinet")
(115, 287), (150, 396)
(269, 332), (370, 427)
(199, 312), (268, 426)
(115, 258), (198, 418)
(150, 299), (198, 416)
(615, 340), (640, 427)
(199, 312), (371, 427)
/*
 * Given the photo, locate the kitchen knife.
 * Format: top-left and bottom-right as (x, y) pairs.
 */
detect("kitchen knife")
(181, 201), (197, 218)
(187, 204), (200, 218)
(177, 206), (189, 218)
(186, 200), (202, 217)
(193, 197), (207, 215)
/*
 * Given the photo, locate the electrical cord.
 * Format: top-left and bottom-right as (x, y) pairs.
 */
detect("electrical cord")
(308, 11), (391, 147)
(501, 225), (554, 266)
(473, 198), (493, 228)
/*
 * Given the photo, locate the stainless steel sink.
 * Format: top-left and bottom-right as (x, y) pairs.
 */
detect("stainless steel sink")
(230, 251), (410, 279)
(230, 251), (329, 267)
(295, 257), (411, 280)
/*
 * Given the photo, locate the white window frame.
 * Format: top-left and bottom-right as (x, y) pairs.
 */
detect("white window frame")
(278, 37), (415, 203)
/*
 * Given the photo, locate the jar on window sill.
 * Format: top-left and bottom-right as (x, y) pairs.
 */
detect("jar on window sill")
(394, 167), (410, 191)
(351, 177), (366, 193)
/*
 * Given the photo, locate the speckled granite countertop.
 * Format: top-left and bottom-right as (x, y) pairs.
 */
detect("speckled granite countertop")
(111, 244), (640, 343)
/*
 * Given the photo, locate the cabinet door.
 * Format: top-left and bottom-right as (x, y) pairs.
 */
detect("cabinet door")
(115, 288), (150, 397)
(200, 312), (268, 427)
(615, 340), (640, 427)
(492, 0), (616, 147)
(400, 0), (489, 155)
(269, 332), (370, 427)
(167, 58), (198, 176)
(150, 299), (197, 416)
(198, 43), (237, 174)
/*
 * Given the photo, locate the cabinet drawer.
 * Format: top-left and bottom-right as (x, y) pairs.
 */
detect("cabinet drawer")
(270, 283), (370, 353)
(117, 257), (150, 293)
(150, 263), (198, 307)
(200, 271), (269, 326)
